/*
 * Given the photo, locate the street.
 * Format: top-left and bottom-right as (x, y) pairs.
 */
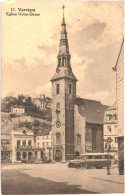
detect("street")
(1, 163), (124, 194)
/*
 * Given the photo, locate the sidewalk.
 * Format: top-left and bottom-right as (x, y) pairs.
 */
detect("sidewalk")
(89, 166), (124, 184)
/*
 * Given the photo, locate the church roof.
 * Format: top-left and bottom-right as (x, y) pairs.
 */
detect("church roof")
(75, 98), (109, 124)
(51, 68), (77, 81)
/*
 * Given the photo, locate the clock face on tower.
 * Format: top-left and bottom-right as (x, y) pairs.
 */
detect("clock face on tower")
(56, 120), (61, 128)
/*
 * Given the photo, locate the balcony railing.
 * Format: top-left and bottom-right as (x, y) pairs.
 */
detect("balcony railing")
(16, 145), (45, 151)
(16, 145), (33, 149)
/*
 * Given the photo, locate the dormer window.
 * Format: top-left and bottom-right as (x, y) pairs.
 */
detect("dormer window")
(106, 114), (112, 121)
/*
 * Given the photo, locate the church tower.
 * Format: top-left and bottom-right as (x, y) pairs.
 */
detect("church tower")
(51, 6), (77, 162)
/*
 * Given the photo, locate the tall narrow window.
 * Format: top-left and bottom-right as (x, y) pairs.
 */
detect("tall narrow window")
(115, 138), (118, 143)
(113, 114), (117, 120)
(22, 140), (26, 147)
(28, 140), (32, 146)
(69, 84), (72, 94)
(56, 84), (60, 94)
(92, 128), (97, 150)
(107, 126), (111, 132)
(56, 133), (61, 144)
(17, 140), (20, 148)
(56, 102), (60, 109)
(77, 134), (81, 144)
(41, 151), (43, 158)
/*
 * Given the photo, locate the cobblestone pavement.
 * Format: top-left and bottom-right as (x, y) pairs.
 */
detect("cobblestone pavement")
(1, 163), (124, 194)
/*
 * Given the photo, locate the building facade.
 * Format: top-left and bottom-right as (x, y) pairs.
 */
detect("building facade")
(1, 132), (12, 163)
(11, 106), (25, 115)
(32, 95), (52, 111)
(74, 98), (108, 156)
(36, 130), (52, 161)
(103, 102), (118, 152)
(11, 128), (44, 163)
(113, 38), (124, 174)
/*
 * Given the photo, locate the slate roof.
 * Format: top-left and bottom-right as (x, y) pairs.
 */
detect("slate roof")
(51, 68), (77, 82)
(12, 105), (25, 109)
(106, 102), (116, 110)
(75, 98), (109, 124)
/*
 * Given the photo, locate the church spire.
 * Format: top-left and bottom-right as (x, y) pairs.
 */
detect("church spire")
(57, 5), (71, 70)
(51, 6), (77, 82)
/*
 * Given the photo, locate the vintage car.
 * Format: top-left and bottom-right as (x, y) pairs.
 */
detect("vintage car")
(68, 153), (112, 169)
(68, 155), (85, 168)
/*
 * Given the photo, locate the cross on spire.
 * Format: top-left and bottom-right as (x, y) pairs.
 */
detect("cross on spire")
(62, 5), (65, 16)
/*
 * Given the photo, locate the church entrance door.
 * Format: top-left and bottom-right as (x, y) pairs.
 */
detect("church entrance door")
(55, 150), (62, 162)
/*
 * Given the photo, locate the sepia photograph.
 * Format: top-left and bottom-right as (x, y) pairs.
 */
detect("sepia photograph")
(1, 0), (124, 194)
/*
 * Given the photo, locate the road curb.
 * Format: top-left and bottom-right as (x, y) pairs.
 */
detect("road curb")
(89, 176), (124, 184)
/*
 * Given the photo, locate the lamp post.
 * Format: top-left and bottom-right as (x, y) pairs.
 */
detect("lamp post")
(107, 138), (113, 175)
(103, 138), (113, 175)
(107, 142), (111, 175)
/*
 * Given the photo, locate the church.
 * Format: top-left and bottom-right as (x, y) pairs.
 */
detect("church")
(50, 8), (108, 162)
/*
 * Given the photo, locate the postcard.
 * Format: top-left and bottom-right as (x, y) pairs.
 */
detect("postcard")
(1, 0), (124, 194)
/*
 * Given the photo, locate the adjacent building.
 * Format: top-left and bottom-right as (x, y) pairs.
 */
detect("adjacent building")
(75, 98), (108, 156)
(11, 128), (44, 163)
(103, 102), (118, 152)
(1, 131), (12, 163)
(11, 106), (25, 115)
(32, 95), (52, 111)
(113, 38), (124, 174)
(36, 129), (52, 161)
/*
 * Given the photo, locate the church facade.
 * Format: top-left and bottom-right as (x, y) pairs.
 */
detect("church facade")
(51, 11), (108, 162)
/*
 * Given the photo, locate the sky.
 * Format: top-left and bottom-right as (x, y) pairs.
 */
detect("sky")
(1, 0), (124, 105)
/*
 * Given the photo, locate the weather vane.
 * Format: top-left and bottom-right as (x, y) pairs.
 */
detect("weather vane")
(62, 5), (65, 16)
